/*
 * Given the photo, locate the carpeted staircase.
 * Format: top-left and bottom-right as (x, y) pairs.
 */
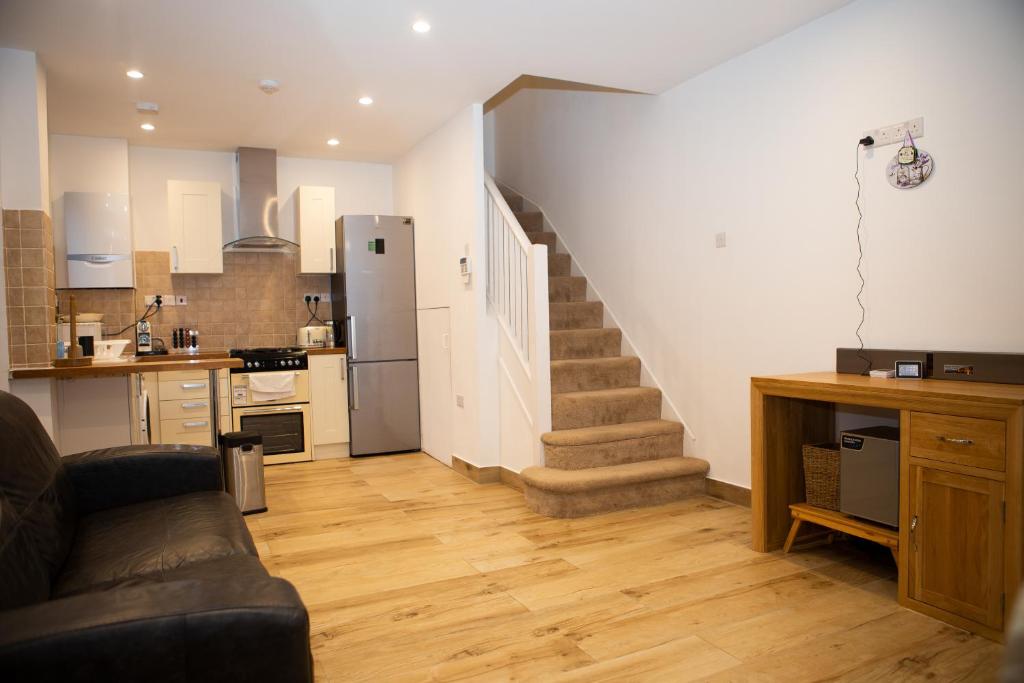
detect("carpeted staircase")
(500, 187), (710, 518)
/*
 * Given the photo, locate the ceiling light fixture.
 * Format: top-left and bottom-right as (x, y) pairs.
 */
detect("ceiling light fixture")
(412, 20), (431, 33)
(358, 96), (374, 106)
(327, 138), (340, 146)
(140, 123), (155, 131)
(259, 79), (280, 95)
(126, 69), (144, 79)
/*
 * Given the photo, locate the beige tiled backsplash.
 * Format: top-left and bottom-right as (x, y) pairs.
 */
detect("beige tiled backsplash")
(4, 208), (57, 367)
(58, 251), (334, 352)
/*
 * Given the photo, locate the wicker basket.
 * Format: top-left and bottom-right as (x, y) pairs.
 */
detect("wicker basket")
(802, 443), (841, 511)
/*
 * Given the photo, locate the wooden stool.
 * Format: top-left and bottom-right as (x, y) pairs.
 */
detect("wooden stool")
(783, 503), (898, 563)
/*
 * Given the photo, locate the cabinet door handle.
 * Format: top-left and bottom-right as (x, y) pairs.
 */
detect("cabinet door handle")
(172, 246), (179, 272)
(183, 420), (209, 428)
(181, 382), (207, 390)
(937, 436), (974, 446)
(910, 515), (918, 534)
(181, 401), (208, 409)
(329, 246), (335, 273)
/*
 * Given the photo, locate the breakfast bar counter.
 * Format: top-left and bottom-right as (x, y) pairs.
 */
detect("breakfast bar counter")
(9, 356), (242, 380)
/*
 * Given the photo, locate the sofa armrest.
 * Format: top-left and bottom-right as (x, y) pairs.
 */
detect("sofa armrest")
(0, 573), (311, 682)
(63, 445), (223, 514)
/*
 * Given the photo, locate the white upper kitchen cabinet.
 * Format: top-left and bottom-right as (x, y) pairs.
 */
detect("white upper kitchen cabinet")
(309, 354), (349, 457)
(296, 185), (336, 274)
(167, 180), (223, 274)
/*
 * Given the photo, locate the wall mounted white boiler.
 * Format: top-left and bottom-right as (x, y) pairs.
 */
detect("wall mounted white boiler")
(65, 192), (134, 288)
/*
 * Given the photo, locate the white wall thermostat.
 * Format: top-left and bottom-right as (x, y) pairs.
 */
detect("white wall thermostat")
(459, 256), (472, 282)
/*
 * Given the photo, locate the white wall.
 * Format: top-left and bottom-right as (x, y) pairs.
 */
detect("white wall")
(0, 48), (48, 211)
(127, 146), (236, 250)
(492, 0), (1024, 488)
(277, 156), (393, 240)
(44, 143), (397, 253)
(0, 48), (49, 392)
(394, 104), (498, 468)
(49, 135), (131, 288)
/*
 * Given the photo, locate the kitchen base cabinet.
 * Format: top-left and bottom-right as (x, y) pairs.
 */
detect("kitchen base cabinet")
(309, 354), (350, 458)
(143, 369), (217, 447)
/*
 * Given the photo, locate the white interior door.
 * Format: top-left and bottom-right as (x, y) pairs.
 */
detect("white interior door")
(417, 308), (454, 465)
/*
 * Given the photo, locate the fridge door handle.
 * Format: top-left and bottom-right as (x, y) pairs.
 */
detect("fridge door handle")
(347, 315), (357, 361)
(349, 366), (360, 410)
(329, 246), (335, 273)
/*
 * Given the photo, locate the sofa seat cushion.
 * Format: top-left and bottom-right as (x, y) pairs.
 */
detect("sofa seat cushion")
(54, 491), (258, 598)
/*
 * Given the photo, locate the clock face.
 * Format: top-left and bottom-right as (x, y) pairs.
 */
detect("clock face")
(897, 145), (918, 164)
(897, 362), (921, 378)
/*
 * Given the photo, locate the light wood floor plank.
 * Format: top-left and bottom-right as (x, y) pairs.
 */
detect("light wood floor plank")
(246, 454), (1003, 682)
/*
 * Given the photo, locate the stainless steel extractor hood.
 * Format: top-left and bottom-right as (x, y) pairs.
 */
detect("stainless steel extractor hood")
(224, 147), (298, 252)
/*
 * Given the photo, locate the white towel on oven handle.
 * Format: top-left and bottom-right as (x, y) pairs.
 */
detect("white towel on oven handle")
(249, 371), (296, 402)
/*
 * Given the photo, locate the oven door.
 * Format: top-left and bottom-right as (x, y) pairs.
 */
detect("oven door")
(232, 403), (312, 465)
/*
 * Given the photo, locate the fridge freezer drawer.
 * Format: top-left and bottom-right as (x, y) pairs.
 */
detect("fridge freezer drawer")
(348, 360), (420, 456)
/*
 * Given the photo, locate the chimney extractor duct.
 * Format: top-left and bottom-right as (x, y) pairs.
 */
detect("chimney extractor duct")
(225, 147), (297, 252)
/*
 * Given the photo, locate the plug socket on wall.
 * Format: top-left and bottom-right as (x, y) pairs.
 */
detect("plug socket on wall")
(863, 117), (924, 148)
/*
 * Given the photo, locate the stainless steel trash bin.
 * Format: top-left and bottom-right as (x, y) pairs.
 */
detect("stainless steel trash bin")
(220, 431), (267, 514)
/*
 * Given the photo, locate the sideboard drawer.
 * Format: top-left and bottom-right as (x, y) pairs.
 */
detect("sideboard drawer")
(910, 412), (1006, 472)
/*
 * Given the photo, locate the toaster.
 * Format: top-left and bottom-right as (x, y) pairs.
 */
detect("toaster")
(297, 325), (330, 348)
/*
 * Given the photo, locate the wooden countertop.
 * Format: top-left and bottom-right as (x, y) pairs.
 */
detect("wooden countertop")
(304, 346), (347, 356)
(752, 371), (1024, 406)
(10, 356), (242, 380)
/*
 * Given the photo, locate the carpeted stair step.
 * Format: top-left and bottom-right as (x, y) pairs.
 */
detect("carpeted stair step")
(552, 386), (662, 430)
(520, 457), (710, 518)
(550, 328), (621, 360)
(542, 419), (684, 469)
(550, 301), (603, 330)
(550, 356), (640, 393)
(515, 211), (544, 232)
(501, 192), (524, 212)
(547, 252), (571, 277)
(548, 276), (587, 302)
(528, 231), (557, 249)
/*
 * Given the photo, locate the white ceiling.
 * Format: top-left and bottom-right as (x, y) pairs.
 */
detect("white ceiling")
(0, 0), (851, 163)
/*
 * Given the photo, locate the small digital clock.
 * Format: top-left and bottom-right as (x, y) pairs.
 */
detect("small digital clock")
(895, 360), (924, 379)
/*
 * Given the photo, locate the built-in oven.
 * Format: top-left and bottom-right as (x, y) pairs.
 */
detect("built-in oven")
(232, 403), (311, 465)
(228, 348), (312, 465)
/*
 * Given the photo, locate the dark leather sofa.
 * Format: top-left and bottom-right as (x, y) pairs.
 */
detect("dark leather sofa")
(0, 391), (312, 681)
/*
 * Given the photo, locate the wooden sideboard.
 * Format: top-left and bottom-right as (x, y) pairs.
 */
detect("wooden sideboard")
(751, 371), (1024, 642)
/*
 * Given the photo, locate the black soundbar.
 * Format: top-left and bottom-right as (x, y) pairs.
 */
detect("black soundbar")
(836, 348), (1024, 385)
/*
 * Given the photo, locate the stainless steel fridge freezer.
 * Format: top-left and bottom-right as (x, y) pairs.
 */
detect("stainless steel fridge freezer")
(334, 215), (421, 456)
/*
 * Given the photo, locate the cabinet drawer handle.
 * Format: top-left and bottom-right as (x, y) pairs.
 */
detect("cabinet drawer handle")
(183, 420), (209, 428)
(181, 382), (207, 390)
(937, 436), (974, 446)
(181, 401), (208, 409)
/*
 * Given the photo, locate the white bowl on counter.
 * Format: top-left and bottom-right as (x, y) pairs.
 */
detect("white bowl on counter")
(93, 339), (132, 362)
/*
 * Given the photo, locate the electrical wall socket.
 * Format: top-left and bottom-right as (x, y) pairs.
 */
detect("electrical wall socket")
(864, 116), (924, 148)
(319, 292), (332, 303)
(455, 394), (465, 408)
(715, 232), (727, 249)
(146, 294), (174, 306)
(175, 295), (188, 306)
(303, 292), (322, 303)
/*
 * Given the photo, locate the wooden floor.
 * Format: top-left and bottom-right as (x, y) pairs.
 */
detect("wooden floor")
(246, 454), (1004, 682)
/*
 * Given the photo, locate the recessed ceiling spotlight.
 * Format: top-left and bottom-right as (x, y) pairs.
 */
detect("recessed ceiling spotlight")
(327, 138), (340, 146)
(126, 69), (144, 79)
(358, 96), (374, 106)
(412, 20), (431, 33)
(259, 79), (280, 95)
(140, 123), (155, 131)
